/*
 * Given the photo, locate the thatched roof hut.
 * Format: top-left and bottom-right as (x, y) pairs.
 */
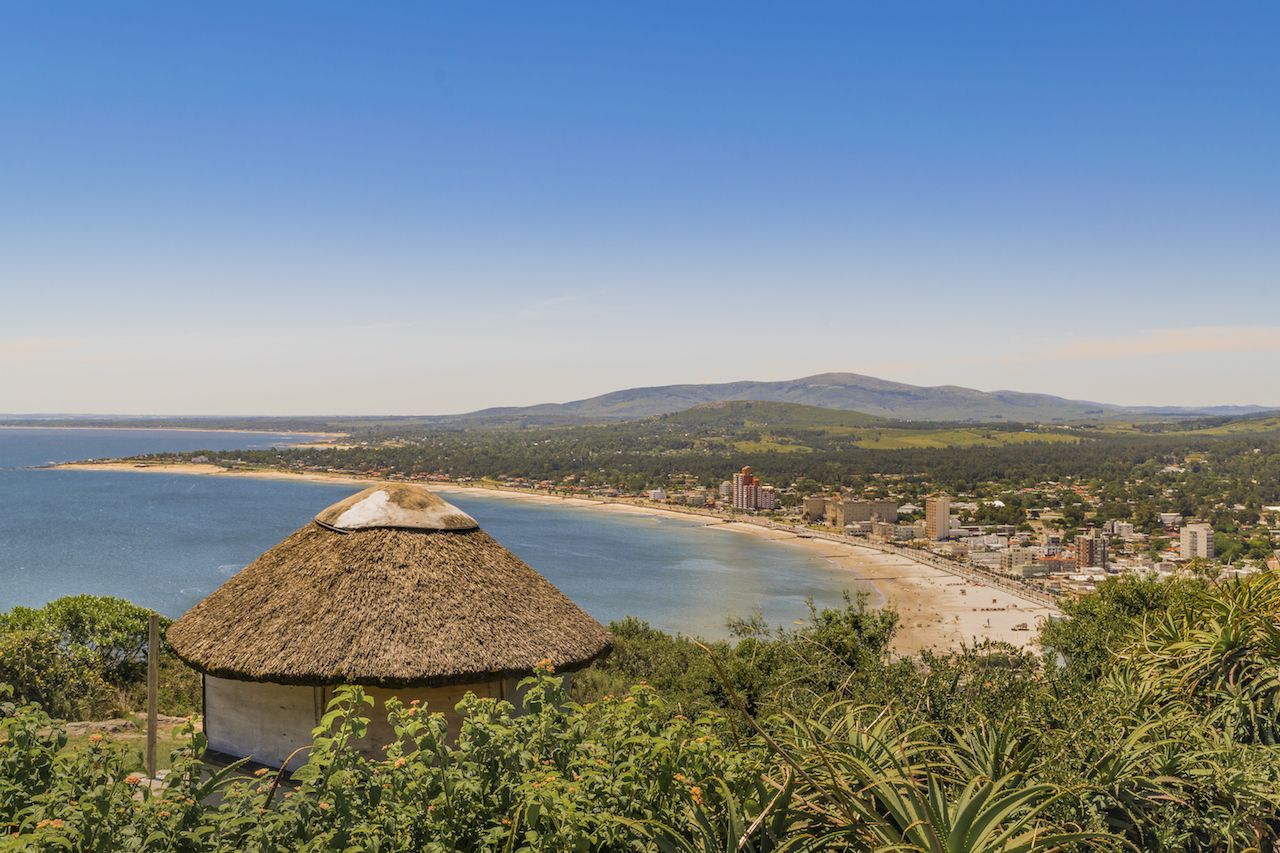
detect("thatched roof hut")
(168, 483), (612, 768)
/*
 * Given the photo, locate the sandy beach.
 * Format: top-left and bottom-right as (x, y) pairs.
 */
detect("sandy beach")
(48, 460), (1058, 653)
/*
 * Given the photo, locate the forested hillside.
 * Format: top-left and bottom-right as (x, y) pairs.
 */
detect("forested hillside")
(144, 409), (1280, 513)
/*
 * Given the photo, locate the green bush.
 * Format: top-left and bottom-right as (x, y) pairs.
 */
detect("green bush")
(1038, 575), (1202, 681)
(0, 596), (165, 685)
(576, 592), (901, 720)
(0, 597), (200, 720)
(2, 674), (776, 851)
(0, 633), (118, 721)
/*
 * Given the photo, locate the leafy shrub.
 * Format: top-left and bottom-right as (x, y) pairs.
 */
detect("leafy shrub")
(1037, 575), (1201, 681)
(0, 633), (118, 721)
(576, 592), (901, 720)
(2, 673), (777, 851)
(0, 595), (165, 685)
(0, 597), (200, 719)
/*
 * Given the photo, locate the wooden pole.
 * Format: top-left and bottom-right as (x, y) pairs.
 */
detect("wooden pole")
(146, 614), (159, 779)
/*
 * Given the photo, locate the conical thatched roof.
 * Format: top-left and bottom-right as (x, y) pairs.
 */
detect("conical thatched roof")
(167, 484), (612, 687)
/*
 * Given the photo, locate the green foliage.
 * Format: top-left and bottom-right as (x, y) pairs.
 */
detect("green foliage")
(907, 642), (1045, 731)
(771, 707), (1104, 851)
(1120, 573), (1280, 745)
(576, 594), (901, 719)
(1038, 575), (1202, 681)
(5, 576), (1280, 848)
(0, 597), (200, 720)
(0, 596), (162, 685)
(0, 683), (67, 827)
(0, 632), (118, 721)
(1, 675), (769, 851)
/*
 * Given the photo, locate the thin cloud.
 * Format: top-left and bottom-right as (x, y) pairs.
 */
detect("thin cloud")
(517, 288), (612, 320)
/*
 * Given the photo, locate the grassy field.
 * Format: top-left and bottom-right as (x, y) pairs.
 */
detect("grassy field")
(668, 402), (1085, 451)
(1086, 415), (1280, 438)
(1190, 416), (1280, 435)
(733, 437), (812, 453)
(851, 429), (1082, 450)
(729, 427), (1082, 451)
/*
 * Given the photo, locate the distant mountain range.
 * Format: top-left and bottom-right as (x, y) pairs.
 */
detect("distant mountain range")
(3, 373), (1270, 432)
(449, 372), (1270, 426)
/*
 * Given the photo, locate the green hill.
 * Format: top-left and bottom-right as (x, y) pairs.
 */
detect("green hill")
(657, 400), (892, 430)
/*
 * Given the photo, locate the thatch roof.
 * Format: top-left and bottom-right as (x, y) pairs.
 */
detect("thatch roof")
(167, 484), (612, 687)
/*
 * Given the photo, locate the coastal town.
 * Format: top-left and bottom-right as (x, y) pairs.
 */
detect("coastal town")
(461, 464), (1280, 601)
(167, 449), (1280, 605)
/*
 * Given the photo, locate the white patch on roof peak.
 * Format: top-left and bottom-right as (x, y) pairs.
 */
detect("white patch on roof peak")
(324, 488), (478, 531)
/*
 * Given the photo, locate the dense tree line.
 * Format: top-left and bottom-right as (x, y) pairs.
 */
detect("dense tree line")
(152, 421), (1280, 509)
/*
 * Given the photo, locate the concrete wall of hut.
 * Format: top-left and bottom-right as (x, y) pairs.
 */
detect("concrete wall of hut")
(205, 676), (323, 771)
(204, 675), (560, 771)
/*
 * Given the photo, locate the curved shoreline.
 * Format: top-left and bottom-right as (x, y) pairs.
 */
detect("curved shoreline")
(1, 425), (346, 435)
(46, 460), (1058, 653)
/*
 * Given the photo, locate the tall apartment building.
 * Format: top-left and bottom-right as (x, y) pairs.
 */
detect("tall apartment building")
(731, 466), (758, 510)
(924, 496), (951, 541)
(1075, 531), (1108, 569)
(868, 500), (899, 523)
(1181, 522), (1215, 560)
(731, 466), (776, 511)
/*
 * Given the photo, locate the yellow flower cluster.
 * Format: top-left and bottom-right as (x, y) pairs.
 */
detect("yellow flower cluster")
(528, 773), (558, 790)
(674, 773), (703, 803)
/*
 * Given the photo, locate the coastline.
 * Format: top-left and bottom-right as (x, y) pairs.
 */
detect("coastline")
(0, 425), (348, 439)
(47, 460), (1058, 653)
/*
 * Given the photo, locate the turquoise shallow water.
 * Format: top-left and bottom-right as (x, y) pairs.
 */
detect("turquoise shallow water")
(0, 428), (864, 638)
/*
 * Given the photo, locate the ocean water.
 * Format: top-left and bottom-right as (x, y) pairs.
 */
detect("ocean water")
(0, 428), (865, 638)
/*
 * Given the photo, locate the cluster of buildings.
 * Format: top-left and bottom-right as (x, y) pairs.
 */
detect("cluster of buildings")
(472, 461), (1257, 601)
(793, 485), (1238, 598)
(801, 495), (899, 527)
(645, 487), (714, 506)
(915, 497), (1238, 597)
(725, 466), (779, 511)
(646, 467), (784, 511)
(249, 449), (1273, 604)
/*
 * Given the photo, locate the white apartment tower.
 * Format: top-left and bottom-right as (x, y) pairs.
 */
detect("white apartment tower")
(1181, 522), (1215, 560)
(925, 496), (951, 541)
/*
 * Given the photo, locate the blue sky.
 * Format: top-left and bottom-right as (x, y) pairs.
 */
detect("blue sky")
(2, 2), (1277, 414)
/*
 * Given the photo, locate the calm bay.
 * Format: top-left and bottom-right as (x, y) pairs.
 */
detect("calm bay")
(0, 428), (865, 638)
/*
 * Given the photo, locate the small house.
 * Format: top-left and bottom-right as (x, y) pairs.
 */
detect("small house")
(167, 484), (612, 769)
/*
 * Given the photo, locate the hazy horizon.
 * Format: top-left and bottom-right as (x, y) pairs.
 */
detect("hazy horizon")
(3, 3), (1278, 414)
(1, 368), (1276, 419)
